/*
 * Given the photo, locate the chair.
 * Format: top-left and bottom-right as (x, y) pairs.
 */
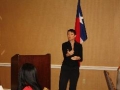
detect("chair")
(104, 70), (116, 90)
(116, 66), (120, 90)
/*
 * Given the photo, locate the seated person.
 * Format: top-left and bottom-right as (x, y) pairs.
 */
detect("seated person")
(18, 63), (48, 90)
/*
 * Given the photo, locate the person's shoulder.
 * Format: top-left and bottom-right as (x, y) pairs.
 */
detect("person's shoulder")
(62, 41), (69, 45)
(75, 42), (82, 47)
(23, 86), (33, 90)
(75, 42), (82, 45)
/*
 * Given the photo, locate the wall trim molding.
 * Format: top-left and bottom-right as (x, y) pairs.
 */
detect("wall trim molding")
(0, 63), (10, 67)
(0, 63), (118, 71)
(51, 64), (118, 71)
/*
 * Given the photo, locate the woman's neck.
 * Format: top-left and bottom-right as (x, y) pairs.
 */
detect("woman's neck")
(69, 40), (75, 44)
(69, 40), (75, 50)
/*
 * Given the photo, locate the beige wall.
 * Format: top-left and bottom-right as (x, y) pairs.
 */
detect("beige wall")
(0, 0), (120, 89)
(51, 69), (117, 90)
(0, 67), (10, 88)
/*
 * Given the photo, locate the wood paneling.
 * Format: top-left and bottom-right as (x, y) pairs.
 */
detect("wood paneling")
(51, 69), (117, 90)
(0, 67), (10, 88)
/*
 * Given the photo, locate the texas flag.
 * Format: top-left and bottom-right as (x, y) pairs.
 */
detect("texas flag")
(75, 0), (87, 43)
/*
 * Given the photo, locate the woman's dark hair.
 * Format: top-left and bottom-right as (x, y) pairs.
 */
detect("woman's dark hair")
(18, 63), (42, 90)
(67, 29), (76, 35)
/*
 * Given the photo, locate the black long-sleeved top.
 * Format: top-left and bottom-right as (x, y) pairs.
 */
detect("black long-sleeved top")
(62, 41), (83, 67)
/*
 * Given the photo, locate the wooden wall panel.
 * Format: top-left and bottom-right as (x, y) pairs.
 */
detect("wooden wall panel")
(0, 67), (10, 88)
(0, 0), (120, 65)
(81, 0), (120, 66)
(51, 69), (117, 90)
(0, 67), (118, 90)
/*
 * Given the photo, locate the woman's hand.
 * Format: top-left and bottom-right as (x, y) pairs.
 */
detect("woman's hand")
(43, 87), (49, 90)
(66, 49), (74, 56)
(71, 56), (81, 60)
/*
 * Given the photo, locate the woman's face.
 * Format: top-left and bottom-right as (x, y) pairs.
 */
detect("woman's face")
(67, 31), (76, 41)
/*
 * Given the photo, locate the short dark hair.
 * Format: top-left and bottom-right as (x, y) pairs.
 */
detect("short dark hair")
(67, 29), (76, 35)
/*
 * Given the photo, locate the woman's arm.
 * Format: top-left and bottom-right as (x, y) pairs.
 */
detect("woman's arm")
(71, 44), (83, 61)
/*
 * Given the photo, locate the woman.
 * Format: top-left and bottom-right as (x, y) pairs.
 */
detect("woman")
(59, 29), (83, 90)
(18, 63), (48, 90)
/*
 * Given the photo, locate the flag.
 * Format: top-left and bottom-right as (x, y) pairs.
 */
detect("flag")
(75, 0), (87, 43)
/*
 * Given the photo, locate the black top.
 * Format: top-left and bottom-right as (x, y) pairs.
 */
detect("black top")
(62, 41), (83, 67)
